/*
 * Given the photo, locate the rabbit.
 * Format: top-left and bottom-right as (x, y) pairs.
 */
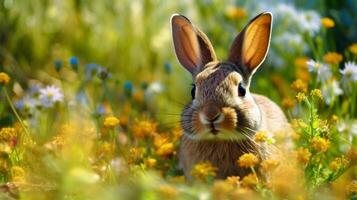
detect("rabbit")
(170, 12), (292, 179)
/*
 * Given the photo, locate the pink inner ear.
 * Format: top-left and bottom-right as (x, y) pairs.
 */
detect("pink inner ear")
(172, 16), (202, 74)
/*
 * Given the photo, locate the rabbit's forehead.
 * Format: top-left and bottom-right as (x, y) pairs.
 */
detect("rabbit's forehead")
(195, 64), (243, 86)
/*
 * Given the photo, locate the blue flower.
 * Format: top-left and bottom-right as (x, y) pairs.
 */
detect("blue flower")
(123, 81), (133, 96)
(69, 56), (79, 71)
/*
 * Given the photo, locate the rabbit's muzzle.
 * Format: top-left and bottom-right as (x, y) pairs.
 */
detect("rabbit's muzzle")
(194, 101), (238, 136)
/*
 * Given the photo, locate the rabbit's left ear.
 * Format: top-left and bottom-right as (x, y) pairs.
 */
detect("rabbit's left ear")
(228, 12), (272, 77)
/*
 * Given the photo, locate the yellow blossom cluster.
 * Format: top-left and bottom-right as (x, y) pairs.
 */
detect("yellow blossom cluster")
(282, 97), (295, 109)
(0, 72), (10, 85)
(260, 159), (279, 173)
(103, 116), (120, 129)
(311, 137), (330, 153)
(323, 52), (343, 65)
(190, 161), (217, 181)
(310, 89), (323, 100)
(329, 156), (349, 170)
(291, 79), (308, 93)
(254, 131), (268, 143)
(296, 147), (312, 164)
(349, 43), (357, 55)
(131, 120), (157, 139)
(237, 153), (259, 168)
(0, 127), (17, 142)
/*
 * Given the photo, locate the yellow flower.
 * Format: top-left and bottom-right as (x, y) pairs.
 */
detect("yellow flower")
(296, 147), (311, 164)
(0, 127), (17, 142)
(294, 57), (308, 69)
(131, 120), (157, 139)
(11, 166), (26, 183)
(347, 180), (357, 196)
(0, 72), (10, 85)
(225, 176), (240, 187)
(156, 142), (174, 157)
(260, 159), (279, 173)
(310, 89), (323, 100)
(311, 137), (330, 153)
(291, 79), (307, 93)
(321, 17), (335, 28)
(254, 131), (268, 143)
(329, 157), (349, 170)
(157, 184), (178, 199)
(241, 173), (258, 188)
(212, 180), (234, 199)
(237, 153), (259, 168)
(144, 157), (157, 168)
(129, 147), (145, 161)
(323, 52), (343, 65)
(330, 114), (339, 124)
(103, 116), (120, 128)
(348, 43), (357, 55)
(347, 147), (357, 162)
(97, 142), (115, 160)
(282, 97), (295, 109)
(190, 161), (217, 181)
(225, 7), (247, 20)
(296, 92), (307, 103)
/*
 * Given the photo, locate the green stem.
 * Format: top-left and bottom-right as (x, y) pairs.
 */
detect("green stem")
(4, 87), (30, 137)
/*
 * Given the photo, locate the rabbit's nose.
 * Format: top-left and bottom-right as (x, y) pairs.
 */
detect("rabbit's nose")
(199, 106), (223, 125)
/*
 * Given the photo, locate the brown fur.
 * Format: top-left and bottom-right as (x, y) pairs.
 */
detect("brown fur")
(171, 13), (291, 179)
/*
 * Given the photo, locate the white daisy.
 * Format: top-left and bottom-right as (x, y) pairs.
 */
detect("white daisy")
(297, 10), (321, 35)
(321, 80), (343, 105)
(340, 61), (357, 82)
(39, 85), (64, 108)
(307, 59), (332, 83)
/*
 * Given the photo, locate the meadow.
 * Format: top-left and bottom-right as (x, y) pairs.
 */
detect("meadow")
(0, 0), (356, 199)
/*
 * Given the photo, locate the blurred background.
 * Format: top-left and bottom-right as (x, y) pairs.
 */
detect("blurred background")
(0, 1), (357, 199)
(1, 0), (356, 123)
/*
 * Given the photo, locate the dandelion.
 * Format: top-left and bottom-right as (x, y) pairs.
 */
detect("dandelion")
(323, 52), (343, 65)
(348, 43), (357, 55)
(330, 115), (339, 124)
(260, 159), (279, 173)
(296, 92), (307, 103)
(291, 79), (307, 93)
(296, 147), (311, 164)
(241, 173), (258, 188)
(156, 142), (174, 157)
(0, 72), (10, 85)
(321, 79), (343, 105)
(311, 137), (330, 152)
(237, 153), (259, 168)
(225, 176), (240, 187)
(157, 184), (178, 199)
(321, 17), (335, 28)
(103, 116), (120, 129)
(190, 161), (217, 181)
(39, 85), (64, 108)
(310, 89), (323, 100)
(340, 61), (357, 82)
(225, 7), (247, 20)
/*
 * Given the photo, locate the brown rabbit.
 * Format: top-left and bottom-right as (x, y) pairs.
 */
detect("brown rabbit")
(171, 12), (291, 179)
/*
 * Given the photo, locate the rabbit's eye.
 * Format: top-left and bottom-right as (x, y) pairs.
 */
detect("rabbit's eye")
(191, 84), (196, 99)
(238, 83), (246, 97)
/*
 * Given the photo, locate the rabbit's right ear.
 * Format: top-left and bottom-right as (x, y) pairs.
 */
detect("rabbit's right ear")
(171, 14), (216, 75)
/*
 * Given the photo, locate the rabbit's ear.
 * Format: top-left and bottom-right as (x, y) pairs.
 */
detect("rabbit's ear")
(171, 14), (216, 75)
(228, 12), (272, 76)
